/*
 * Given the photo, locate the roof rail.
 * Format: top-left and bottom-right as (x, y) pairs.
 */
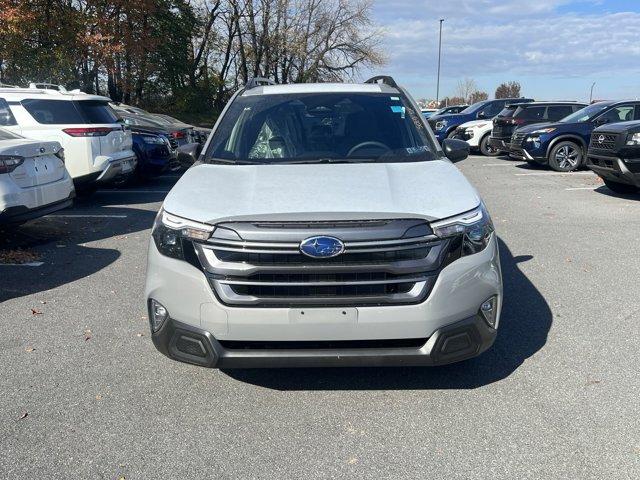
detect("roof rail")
(28, 82), (67, 92)
(364, 76), (399, 88)
(245, 77), (276, 90)
(0, 82), (19, 88)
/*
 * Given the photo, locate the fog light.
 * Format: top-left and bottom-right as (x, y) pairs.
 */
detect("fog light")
(479, 296), (498, 328)
(149, 299), (169, 332)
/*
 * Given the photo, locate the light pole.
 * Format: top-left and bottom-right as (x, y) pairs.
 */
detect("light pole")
(436, 18), (444, 107)
(589, 82), (596, 103)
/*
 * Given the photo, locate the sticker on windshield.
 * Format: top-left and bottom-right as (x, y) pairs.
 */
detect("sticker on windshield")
(405, 146), (431, 155)
(390, 105), (406, 118)
(390, 96), (400, 100)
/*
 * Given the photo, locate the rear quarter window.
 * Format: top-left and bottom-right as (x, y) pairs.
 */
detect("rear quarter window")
(21, 99), (84, 124)
(547, 105), (574, 120)
(0, 98), (18, 126)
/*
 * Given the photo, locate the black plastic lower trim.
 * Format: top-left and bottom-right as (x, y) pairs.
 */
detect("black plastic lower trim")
(150, 314), (497, 369)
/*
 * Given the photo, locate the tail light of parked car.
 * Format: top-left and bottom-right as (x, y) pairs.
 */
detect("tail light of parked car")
(62, 127), (120, 137)
(0, 155), (24, 174)
(170, 131), (186, 139)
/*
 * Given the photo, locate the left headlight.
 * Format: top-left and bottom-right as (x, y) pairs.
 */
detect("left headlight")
(529, 127), (556, 134)
(431, 204), (495, 257)
(142, 135), (166, 144)
(152, 209), (214, 260)
(626, 132), (640, 146)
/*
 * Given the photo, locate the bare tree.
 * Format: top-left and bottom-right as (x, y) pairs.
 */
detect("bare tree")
(454, 77), (478, 103)
(469, 90), (488, 103)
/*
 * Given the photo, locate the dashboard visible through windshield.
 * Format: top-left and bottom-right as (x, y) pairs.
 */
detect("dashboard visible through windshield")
(205, 92), (438, 164)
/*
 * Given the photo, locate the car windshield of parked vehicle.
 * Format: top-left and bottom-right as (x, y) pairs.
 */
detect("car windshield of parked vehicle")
(559, 103), (611, 123)
(0, 127), (22, 140)
(206, 92), (438, 164)
(496, 106), (517, 118)
(459, 101), (489, 115)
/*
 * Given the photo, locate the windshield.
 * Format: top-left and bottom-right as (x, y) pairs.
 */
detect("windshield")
(205, 92), (438, 164)
(560, 103), (610, 123)
(496, 106), (517, 118)
(459, 101), (488, 115)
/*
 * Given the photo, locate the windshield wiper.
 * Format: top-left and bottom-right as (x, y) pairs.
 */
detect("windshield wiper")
(208, 158), (272, 165)
(274, 158), (378, 164)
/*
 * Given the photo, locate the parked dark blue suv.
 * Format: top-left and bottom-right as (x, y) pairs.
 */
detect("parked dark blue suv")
(509, 100), (640, 171)
(428, 98), (533, 143)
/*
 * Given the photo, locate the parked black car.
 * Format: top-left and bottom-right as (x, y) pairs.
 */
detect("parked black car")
(489, 101), (586, 152)
(586, 121), (640, 194)
(508, 101), (640, 171)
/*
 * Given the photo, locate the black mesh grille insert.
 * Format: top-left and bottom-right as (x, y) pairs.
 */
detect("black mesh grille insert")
(219, 338), (428, 350)
(213, 246), (430, 265)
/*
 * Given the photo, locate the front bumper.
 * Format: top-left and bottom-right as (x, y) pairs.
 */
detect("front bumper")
(488, 137), (510, 151)
(151, 314), (497, 368)
(587, 154), (640, 187)
(145, 233), (502, 368)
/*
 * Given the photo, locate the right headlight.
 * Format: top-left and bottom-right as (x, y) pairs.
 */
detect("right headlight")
(431, 204), (495, 257)
(626, 132), (640, 145)
(152, 209), (214, 260)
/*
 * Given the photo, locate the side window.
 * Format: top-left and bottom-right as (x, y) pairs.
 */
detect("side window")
(547, 105), (574, 121)
(484, 102), (504, 117)
(0, 98), (17, 126)
(21, 99), (83, 124)
(597, 105), (635, 124)
(634, 106), (640, 120)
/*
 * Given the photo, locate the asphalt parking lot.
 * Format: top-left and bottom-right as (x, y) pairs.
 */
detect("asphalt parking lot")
(1, 156), (639, 479)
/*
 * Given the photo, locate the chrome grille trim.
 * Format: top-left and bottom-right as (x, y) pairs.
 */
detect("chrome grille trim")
(194, 219), (449, 307)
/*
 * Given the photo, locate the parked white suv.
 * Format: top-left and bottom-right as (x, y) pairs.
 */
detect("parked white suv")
(0, 85), (136, 190)
(453, 119), (498, 156)
(145, 76), (502, 368)
(0, 128), (74, 224)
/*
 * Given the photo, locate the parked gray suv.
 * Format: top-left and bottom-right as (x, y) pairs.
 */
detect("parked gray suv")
(145, 76), (502, 368)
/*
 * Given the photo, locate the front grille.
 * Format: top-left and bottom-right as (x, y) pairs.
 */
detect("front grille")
(194, 219), (451, 307)
(589, 132), (618, 151)
(588, 156), (618, 171)
(511, 131), (527, 146)
(492, 125), (513, 139)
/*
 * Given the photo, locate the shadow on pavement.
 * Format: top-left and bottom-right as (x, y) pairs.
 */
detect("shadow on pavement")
(224, 238), (552, 390)
(592, 185), (640, 200)
(0, 204), (157, 303)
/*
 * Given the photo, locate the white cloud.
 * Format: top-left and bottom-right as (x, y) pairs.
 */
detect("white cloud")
(377, 11), (640, 79)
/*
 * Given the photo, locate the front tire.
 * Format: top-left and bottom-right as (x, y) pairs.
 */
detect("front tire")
(603, 179), (639, 194)
(479, 135), (500, 157)
(548, 141), (583, 172)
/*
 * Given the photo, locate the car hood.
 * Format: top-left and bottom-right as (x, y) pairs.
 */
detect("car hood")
(162, 160), (481, 224)
(517, 121), (579, 134)
(459, 119), (491, 129)
(593, 120), (640, 134)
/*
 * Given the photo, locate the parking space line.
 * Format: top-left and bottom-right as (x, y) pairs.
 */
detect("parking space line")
(48, 214), (129, 218)
(482, 164), (514, 167)
(0, 261), (44, 267)
(515, 172), (594, 176)
(96, 190), (170, 194)
(565, 186), (597, 191)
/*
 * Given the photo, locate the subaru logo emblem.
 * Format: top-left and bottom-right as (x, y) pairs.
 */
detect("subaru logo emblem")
(598, 135), (605, 144)
(299, 236), (345, 258)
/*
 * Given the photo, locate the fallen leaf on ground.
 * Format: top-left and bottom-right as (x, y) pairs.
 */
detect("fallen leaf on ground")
(19, 411), (28, 420)
(0, 248), (41, 264)
(136, 333), (144, 337)
(31, 308), (43, 316)
(84, 329), (92, 341)
(25, 346), (35, 352)
(347, 457), (358, 465)
(95, 394), (102, 401)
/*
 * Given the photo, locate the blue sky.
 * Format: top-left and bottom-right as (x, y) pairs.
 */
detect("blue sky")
(362, 0), (640, 102)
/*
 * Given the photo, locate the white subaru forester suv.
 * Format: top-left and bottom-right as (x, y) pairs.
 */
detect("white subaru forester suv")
(145, 76), (502, 368)
(0, 84), (136, 191)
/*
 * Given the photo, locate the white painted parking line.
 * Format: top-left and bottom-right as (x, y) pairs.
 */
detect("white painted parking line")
(515, 172), (595, 176)
(565, 186), (598, 191)
(96, 190), (170, 194)
(48, 214), (128, 218)
(0, 261), (44, 267)
(482, 164), (514, 167)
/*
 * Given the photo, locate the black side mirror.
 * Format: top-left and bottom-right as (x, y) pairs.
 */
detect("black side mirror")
(594, 117), (609, 125)
(176, 142), (202, 168)
(442, 138), (470, 163)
